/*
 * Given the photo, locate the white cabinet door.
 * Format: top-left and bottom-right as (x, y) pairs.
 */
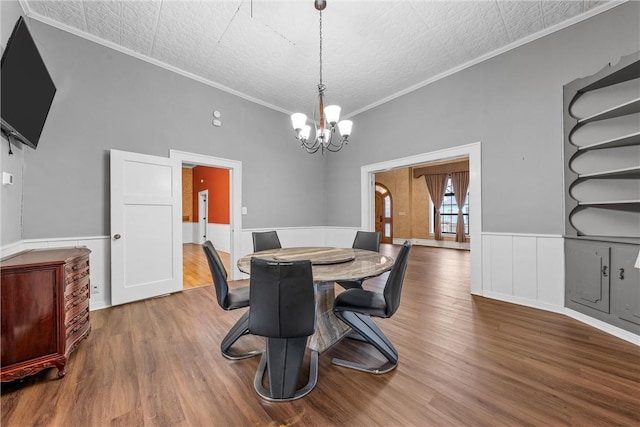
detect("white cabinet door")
(110, 149), (182, 306)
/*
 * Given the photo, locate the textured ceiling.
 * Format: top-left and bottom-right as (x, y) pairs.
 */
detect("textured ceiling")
(21, 0), (615, 119)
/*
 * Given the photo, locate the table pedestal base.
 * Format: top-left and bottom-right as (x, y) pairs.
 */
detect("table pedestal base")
(307, 282), (351, 353)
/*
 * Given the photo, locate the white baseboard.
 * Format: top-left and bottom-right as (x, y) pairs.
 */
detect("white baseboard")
(401, 238), (470, 250)
(481, 290), (565, 315)
(481, 291), (639, 346)
(563, 308), (640, 346)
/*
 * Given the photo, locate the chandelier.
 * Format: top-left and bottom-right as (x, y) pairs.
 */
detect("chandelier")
(290, 0), (353, 154)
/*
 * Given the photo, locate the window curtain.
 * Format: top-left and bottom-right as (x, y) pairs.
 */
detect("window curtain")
(451, 171), (470, 243)
(424, 174), (449, 240)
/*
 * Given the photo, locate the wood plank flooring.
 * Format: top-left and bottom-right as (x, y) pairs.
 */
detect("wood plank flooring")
(2, 244), (639, 426)
(182, 243), (230, 289)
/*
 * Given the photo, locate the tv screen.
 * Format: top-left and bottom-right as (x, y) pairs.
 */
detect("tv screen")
(1, 17), (56, 149)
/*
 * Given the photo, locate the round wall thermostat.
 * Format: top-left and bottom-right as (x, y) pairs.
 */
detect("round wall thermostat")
(213, 110), (221, 118)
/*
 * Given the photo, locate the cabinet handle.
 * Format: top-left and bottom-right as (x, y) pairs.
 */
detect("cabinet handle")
(602, 265), (608, 277)
(619, 268), (624, 280)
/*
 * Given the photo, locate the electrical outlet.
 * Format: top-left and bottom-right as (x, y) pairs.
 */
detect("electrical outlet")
(91, 283), (99, 294)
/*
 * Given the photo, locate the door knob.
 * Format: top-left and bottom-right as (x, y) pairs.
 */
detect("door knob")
(113, 234), (121, 240)
(601, 265), (608, 277)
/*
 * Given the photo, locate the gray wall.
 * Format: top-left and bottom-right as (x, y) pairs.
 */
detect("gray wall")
(327, 2), (640, 234)
(14, 16), (327, 240)
(1, 1), (27, 246)
(3, 2), (639, 243)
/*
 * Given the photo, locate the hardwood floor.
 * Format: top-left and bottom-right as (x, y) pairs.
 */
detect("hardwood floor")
(2, 245), (639, 426)
(182, 243), (230, 289)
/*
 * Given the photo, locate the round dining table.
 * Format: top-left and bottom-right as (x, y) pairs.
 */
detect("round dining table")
(237, 247), (394, 353)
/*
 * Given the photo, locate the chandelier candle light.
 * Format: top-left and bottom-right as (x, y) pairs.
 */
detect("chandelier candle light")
(291, 0), (353, 154)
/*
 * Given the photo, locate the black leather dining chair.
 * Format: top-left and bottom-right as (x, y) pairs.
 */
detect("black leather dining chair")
(248, 258), (318, 401)
(332, 240), (412, 374)
(252, 230), (282, 252)
(336, 231), (381, 290)
(202, 241), (261, 360)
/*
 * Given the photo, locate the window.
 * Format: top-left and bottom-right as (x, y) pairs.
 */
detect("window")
(434, 176), (469, 235)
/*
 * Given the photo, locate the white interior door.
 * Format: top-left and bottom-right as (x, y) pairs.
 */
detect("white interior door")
(110, 149), (182, 306)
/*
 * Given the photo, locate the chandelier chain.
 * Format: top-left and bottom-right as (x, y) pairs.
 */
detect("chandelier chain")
(319, 11), (323, 86)
(290, 2), (352, 155)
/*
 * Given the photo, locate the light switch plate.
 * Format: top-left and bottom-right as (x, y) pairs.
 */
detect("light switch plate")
(2, 172), (13, 185)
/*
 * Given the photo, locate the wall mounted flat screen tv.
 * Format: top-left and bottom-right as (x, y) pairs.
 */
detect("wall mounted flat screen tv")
(1, 17), (57, 149)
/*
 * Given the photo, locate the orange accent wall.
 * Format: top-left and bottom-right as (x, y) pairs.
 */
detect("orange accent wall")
(192, 166), (230, 224)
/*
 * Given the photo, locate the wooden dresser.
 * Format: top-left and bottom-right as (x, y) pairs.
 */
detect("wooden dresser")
(1, 247), (91, 382)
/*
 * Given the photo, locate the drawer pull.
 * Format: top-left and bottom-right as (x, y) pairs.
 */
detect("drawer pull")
(602, 265), (608, 277)
(619, 268), (625, 280)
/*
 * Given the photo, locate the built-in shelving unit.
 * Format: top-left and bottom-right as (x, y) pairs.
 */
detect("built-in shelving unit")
(563, 52), (640, 335)
(565, 53), (640, 239)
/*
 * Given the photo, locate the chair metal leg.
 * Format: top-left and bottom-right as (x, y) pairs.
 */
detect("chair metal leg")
(253, 338), (318, 402)
(332, 311), (398, 374)
(221, 310), (263, 360)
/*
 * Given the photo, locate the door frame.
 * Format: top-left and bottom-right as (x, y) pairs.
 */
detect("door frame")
(170, 150), (243, 280)
(360, 142), (482, 295)
(198, 189), (208, 244)
(375, 182), (393, 244)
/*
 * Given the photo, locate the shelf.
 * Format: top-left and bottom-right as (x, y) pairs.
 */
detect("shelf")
(578, 200), (640, 207)
(570, 177), (640, 203)
(568, 145), (640, 176)
(577, 98), (640, 124)
(570, 113), (640, 149)
(569, 206), (640, 238)
(564, 235), (640, 245)
(577, 132), (640, 151)
(570, 77), (640, 120)
(579, 166), (640, 179)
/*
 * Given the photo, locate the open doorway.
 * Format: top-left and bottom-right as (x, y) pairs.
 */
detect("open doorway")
(181, 167), (229, 290)
(170, 150), (243, 289)
(362, 142), (482, 295)
(374, 158), (471, 250)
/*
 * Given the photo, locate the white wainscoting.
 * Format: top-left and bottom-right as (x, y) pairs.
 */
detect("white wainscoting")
(481, 233), (565, 312)
(240, 227), (359, 263)
(182, 222), (196, 244)
(183, 222), (231, 251)
(3, 230), (637, 344)
(1, 227), (359, 310)
(207, 223), (231, 253)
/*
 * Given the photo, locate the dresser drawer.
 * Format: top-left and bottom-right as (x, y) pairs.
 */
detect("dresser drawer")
(66, 317), (91, 351)
(66, 309), (89, 338)
(65, 287), (89, 312)
(65, 275), (90, 299)
(65, 260), (90, 285)
(66, 301), (89, 328)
